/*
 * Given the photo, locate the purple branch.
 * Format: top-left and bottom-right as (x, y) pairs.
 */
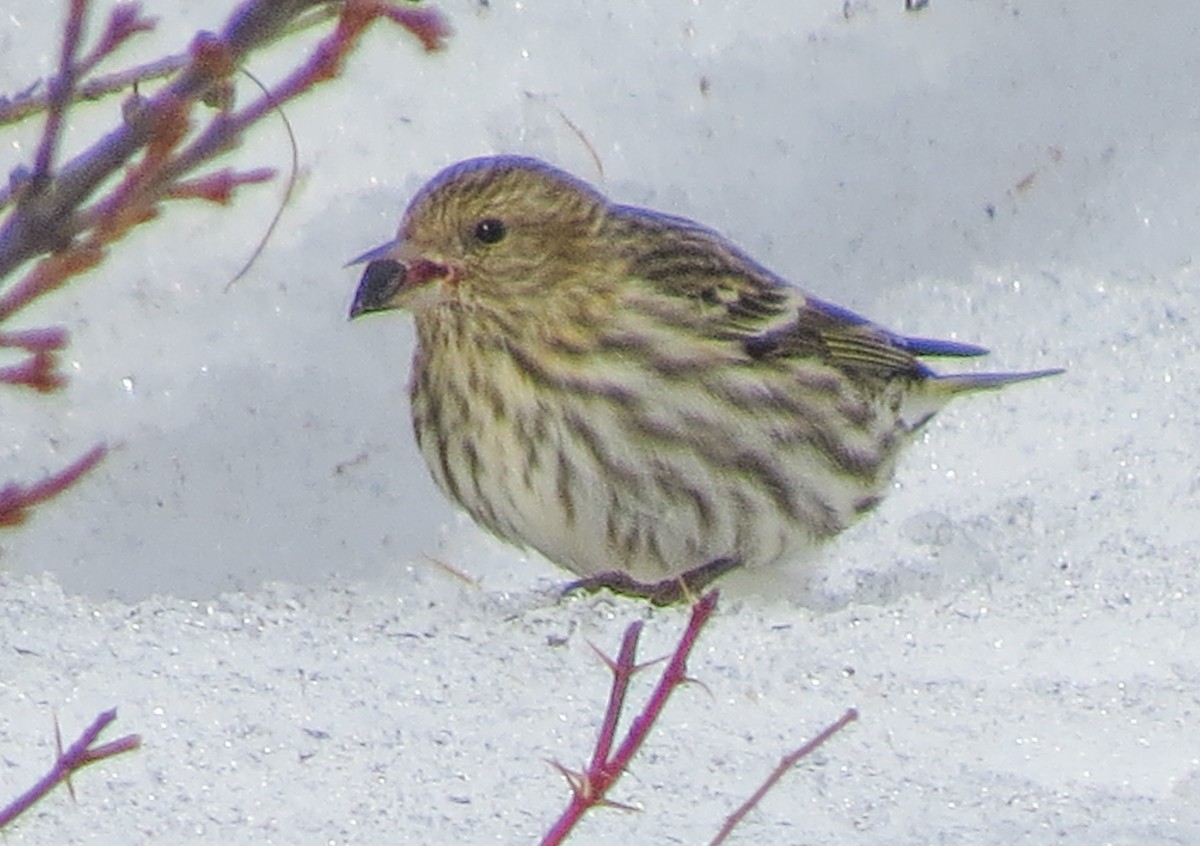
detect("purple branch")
(0, 350), (66, 392)
(30, 0), (89, 189)
(75, 4), (157, 76)
(0, 0), (449, 278)
(0, 709), (141, 831)
(0, 1), (447, 529)
(0, 245), (103, 322)
(0, 326), (68, 351)
(0, 445), (107, 527)
(0, 0), (321, 275)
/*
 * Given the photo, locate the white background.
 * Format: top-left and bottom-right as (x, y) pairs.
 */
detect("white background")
(2, 0), (1198, 842)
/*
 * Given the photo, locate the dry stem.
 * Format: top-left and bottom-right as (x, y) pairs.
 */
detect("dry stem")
(0, 709), (141, 831)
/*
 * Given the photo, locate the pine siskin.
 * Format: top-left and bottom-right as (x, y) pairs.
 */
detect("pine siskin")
(350, 156), (1060, 602)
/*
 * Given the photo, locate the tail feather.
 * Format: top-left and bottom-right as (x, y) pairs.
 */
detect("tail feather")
(901, 367), (1063, 432)
(933, 367), (1065, 394)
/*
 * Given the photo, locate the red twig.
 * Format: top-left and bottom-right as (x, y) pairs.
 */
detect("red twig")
(586, 623), (643, 772)
(164, 167), (276, 204)
(0, 244), (104, 322)
(0, 0), (451, 278)
(708, 708), (859, 846)
(381, 4), (452, 51)
(540, 591), (859, 844)
(541, 590), (720, 845)
(0, 0), (449, 530)
(0, 445), (107, 527)
(0, 709), (141, 831)
(0, 327), (71, 391)
(0, 351), (66, 392)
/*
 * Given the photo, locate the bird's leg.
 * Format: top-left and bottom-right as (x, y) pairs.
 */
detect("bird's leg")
(562, 557), (740, 606)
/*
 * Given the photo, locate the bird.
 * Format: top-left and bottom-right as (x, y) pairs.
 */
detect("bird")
(349, 155), (1060, 603)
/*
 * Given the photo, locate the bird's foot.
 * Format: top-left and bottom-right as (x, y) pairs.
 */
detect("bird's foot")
(562, 557), (740, 606)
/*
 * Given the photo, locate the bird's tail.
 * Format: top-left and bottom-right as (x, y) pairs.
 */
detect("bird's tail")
(900, 365), (1063, 433)
(931, 367), (1065, 395)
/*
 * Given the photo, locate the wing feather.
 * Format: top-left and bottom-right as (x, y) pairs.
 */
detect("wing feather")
(612, 206), (991, 380)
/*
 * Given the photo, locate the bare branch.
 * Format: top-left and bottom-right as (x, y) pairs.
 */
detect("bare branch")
(0, 0), (448, 532)
(74, 3), (158, 76)
(0, 709), (141, 830)
(541, 591), (719, 845)
(0, 244), (104, 322)
(0, 6), (341, 129)
(540, 592), (859, 844)
(708, 708), (859, 846)
(30, 0), (89, 189)
(0, 0), (450, 278)
(588, 622), (641, 771)
(0, 445), (108, 527)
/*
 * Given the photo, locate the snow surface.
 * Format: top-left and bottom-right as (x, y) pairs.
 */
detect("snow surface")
(3, 0), (1199, 843)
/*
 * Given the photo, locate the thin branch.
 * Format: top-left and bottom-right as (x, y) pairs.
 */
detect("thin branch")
(0, 6), (338, 130)
(74, 3), (158, 77)
(30, 0), (89, 189)
(0, 326), (68, 351)
(0, 0), (448, 277)
(540, 592), (859, 844)
(0, 1), (448, 531)
(0, 350), (67, 392)
(163, 167), (276, 204)
(540, 590), (720, 845)
(587, 622), (642, 773)
(0, 326), (70, 392)
(0, 445), (108, 527)
(605, 592), (715, 774)
(0, 709), (141, 831)
(0, 242), (104, 322)
(708, 708), (860, 846)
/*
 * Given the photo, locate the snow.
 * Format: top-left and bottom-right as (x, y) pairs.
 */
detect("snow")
(3, 0), (1199, 842)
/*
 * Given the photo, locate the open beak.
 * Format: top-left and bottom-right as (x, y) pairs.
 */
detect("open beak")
(347, 241), (453, 319)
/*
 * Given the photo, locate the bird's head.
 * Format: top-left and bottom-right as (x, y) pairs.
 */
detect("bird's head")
(348, 156), (611, 323)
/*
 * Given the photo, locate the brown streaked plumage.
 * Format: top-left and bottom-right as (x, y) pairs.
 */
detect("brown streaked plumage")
(350, 156), (1060, 601)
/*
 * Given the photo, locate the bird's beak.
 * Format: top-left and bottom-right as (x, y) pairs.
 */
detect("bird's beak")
(344, 239), (398, 269)
(348, 240), (453, 319)
(349, 258), (407, 318)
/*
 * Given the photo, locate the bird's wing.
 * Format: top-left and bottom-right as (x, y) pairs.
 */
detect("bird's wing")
(615, 207), (988, 379)
(746, 294), (989, 378)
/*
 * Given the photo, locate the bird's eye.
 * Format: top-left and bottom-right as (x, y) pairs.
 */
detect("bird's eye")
(473, 218), (507, 245)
